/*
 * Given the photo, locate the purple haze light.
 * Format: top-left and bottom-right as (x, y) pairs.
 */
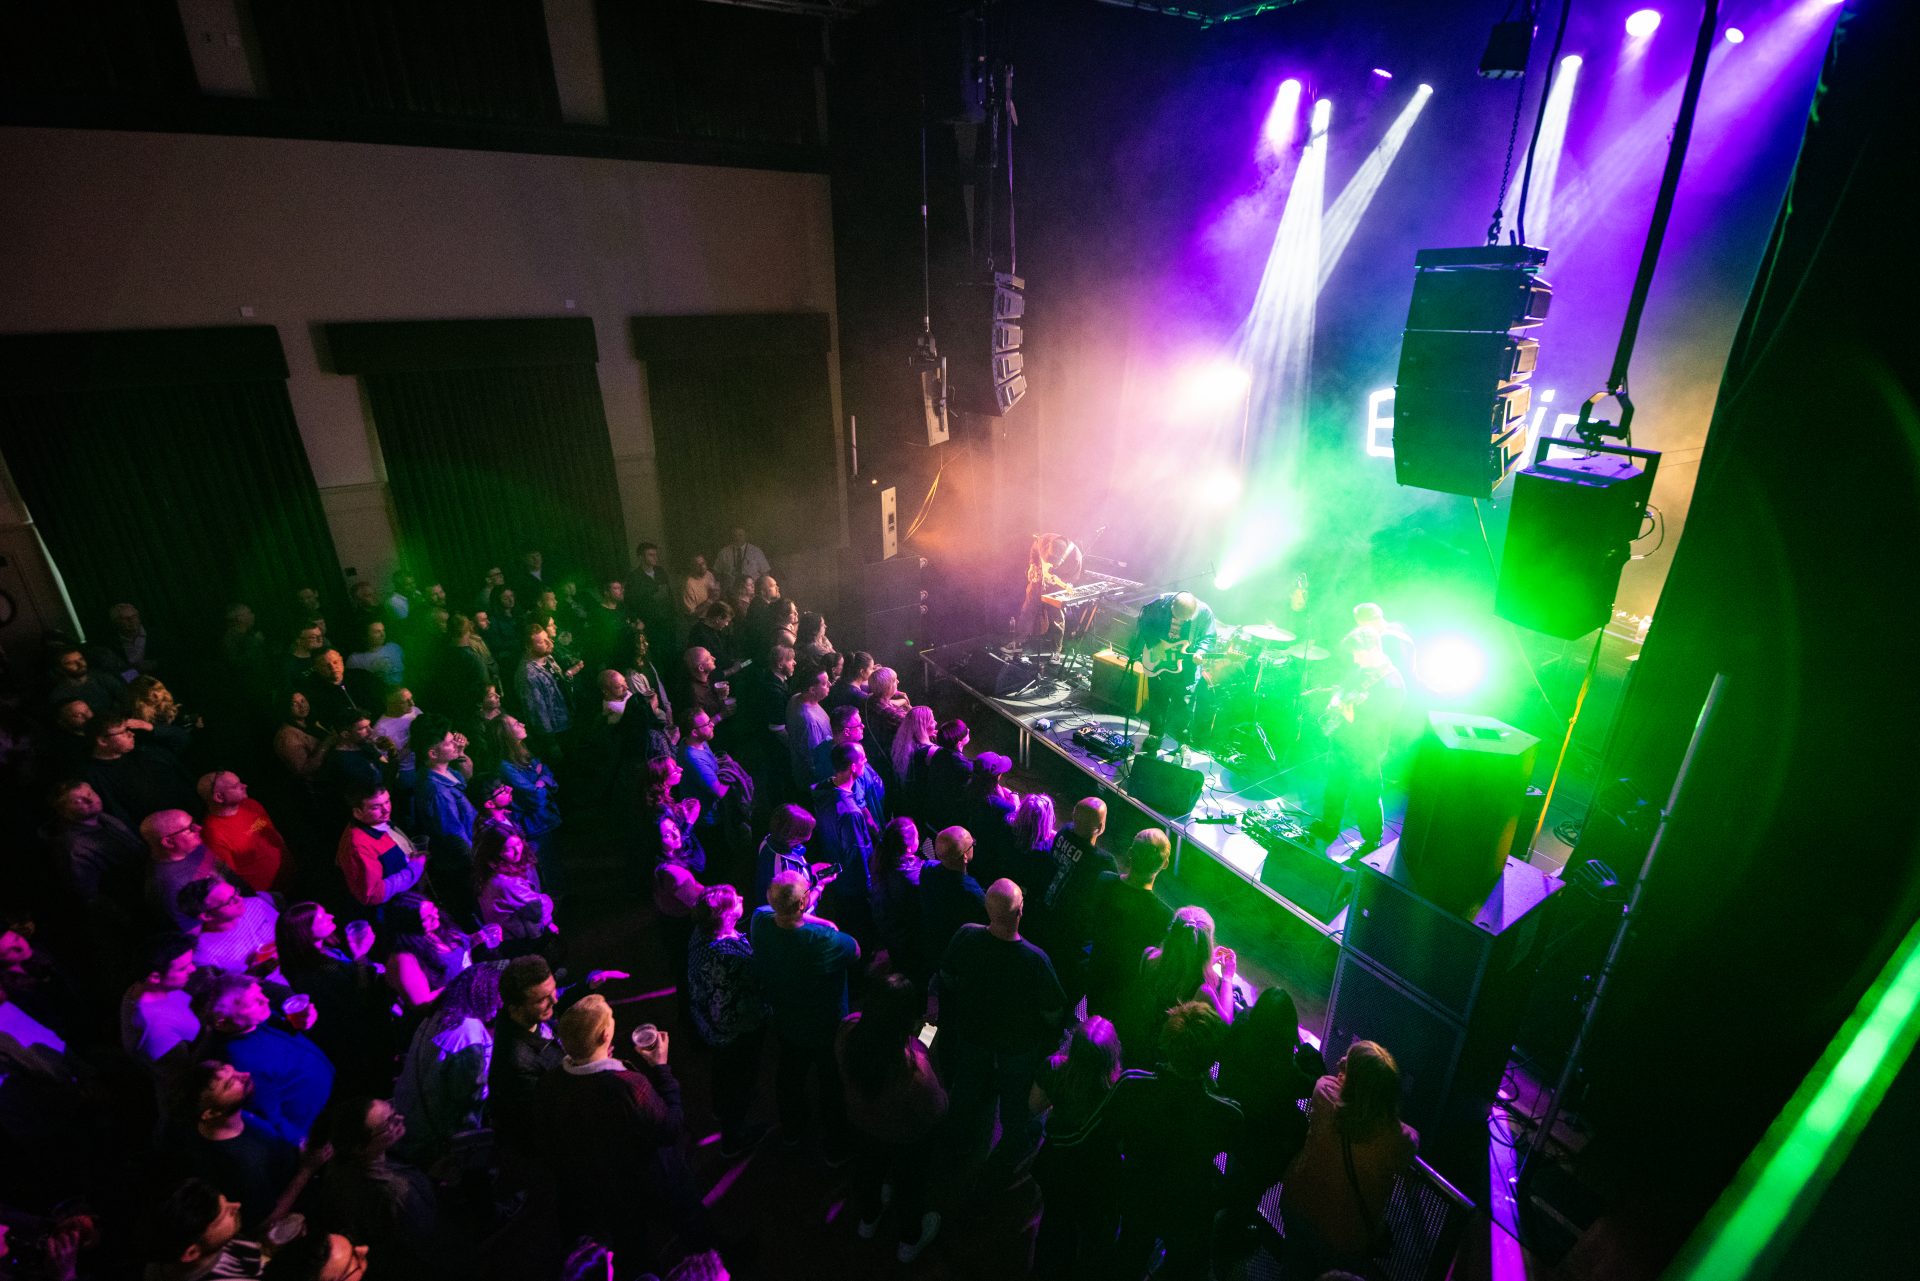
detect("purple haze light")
(1625, 9), (1662, 38)
(1372, 68), (1393, 79)
(1263, 79), (1303, 155)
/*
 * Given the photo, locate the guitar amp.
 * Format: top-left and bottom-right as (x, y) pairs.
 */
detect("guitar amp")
(1089, 648), (1146, 713)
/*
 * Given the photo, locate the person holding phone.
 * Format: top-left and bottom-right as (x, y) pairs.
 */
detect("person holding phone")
(836, 973), (949, 1262)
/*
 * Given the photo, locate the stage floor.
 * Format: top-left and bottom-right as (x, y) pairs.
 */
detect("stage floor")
(922, 637), (1410, 940)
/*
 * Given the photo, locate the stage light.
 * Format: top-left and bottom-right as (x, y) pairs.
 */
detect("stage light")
(1725, 27), (1745, 43)
(1417, 635), (1489, 696)
(1318, 86), (1435, 290)
(1372, 68), (1393, 79)
(1515, 52), (1582, 242)
(1562, 54), (1583, 69)
(1625, 9), (1662, 38)
(1172, 359), (1252, 419)
(1310, 96), (1333, 134)
(1263, 79), (1302, 155)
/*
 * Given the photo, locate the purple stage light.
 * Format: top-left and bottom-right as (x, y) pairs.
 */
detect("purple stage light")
(1263, 79), (1303, 155)
(1372, 68), (1393, 78)
(1725, 26), (1745, 43)
(1625, 9), (1662, 38)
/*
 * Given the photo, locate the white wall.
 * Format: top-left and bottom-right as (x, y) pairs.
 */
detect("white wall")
(0, 125), (842, 608)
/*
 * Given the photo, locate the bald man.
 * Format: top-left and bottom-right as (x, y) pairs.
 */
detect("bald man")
(918, 825), (988, 966)
(931, 877), (1067, 1176)
(197, 771), (289, 893)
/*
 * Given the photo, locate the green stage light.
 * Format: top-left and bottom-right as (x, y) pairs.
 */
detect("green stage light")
(1415, 634), (1490, 696)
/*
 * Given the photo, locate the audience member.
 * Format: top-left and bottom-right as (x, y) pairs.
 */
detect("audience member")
(139, 1178), (263, 1281)
(1116, 905), (1236, 1069)
(384, 893), (495, 1012)
(1279, 1039), (1419, 1276)
(1034, 797), (1114, 1005)
(1031, 1016), (1125, 1279)
(686, 885), (769, 1157)
(713, 526), (771, 589)
(85, 713), (198, 825)
(785, 668), (832, 789)
(751, 870), (858, 1163)
(924, 718), (974, 831)
(869, 817), (928, 987)
(753, 803), (818, 909)
(392, 962), (502, 1164)
(472, 824), (554, 944)
(837, 972), (947, 1263)
(275, 902), (395, 1095)
(918, 825), (988, 966)
(181, 876), (285, 985)
(335, 787), (426, 910)
(370, 687), (421, 757)
(890, 704), (938, 821)
(196, 973), (335, 1147)
(121, 932), (203, 1079)
(307, 1095), (439, 1279)
(142, 809), (246, 931)
(197, 771), (290, 893)
(1085, 829), (1174, 1021)
(825, 650), (875, 713)
(174, 1059), (324, 1229)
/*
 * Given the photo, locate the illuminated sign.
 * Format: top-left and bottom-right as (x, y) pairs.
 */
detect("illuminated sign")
(1364, 386), (1579, 460)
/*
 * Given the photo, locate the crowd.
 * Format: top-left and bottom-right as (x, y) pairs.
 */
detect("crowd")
(0, 524), (1418, 1281)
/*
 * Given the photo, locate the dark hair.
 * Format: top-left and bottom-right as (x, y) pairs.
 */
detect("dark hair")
(261, 1231), (335, 1280)
(141, 1177), (227, 1265)
(840, 973), (924, 1098)
(796, 611), (826, 645)
(172, 1059), (230, 1123)
(841, 649), (875, 678)
(489, 714), (533, 767)
(876, 818), (919, 873)
(176, 875), (227, 920)
(1162, 1000), (1228, 1078)
(1219, 987), (1315, 1109)
(83, 712), (126, 742)
(770, 804), (815, 846)
(642, 756), (679, 809)
(828, 703), (861, 733)
(829, 742), (862, 774)
(274, 903), (333, 975)
(409, 712), (453, 769)
(1046, 1016), (1124, 1123)
(935, 717), (969, 749)
(675, 705), (709, 737)
(499, 954), (554, 1010)
(471, 823), (532, 895)
(700, 599), (733, 627)
(140, 931), (197, 978)
(383, 892), (459, 965)
(424, 961), (504, 1034)
(638, 540), (659, 555)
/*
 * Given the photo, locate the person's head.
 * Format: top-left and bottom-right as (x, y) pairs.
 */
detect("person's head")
(769, 804), (815, 850)
(140, 809), (201, 861)
(141, 1179), (243, 1277)
(1336, 1040), (1404, 1137)
(295, 585), (323, 613)
(313, 648), (345, 684)
(877, 817), (919, 873)
(50, 778), (102, 824)
(294, 622), (324, 654)
(526, 628), (553, 658)
(841, 972), (925, 1098)
(767, 869), (813, 922)
(842, 650), (875, 683)
(197, 770), (247, 812)
(1171, 592), (1199, 623)
(897, 705), (936, 753)
(194, 973), (272, 1037)
(599, 669), (629, 702)
(479, 684), (502, 715)
(52, 646), (89, 680)
(1072, 796), (1108, 842)
(643, 755), (683, 808)
(87, 714), (136, 760)
(700, 599), (733, 629)
(127, 676), (177, 722)
(224, 602), (255, 633)
(869, 667), (900, 700)
(339, 712), (373, 745)
(830, 742), (866, 784)
(179, 877), (246, 932)
(383, 686), (414, 718)
(0, 918), (34, 967)
(693, 884), (745, 938)
(820, 650), (845, 685)
(1150, 906), (1217, 1006)
(350, 787), (392, 828)
(411, 712), (457, 767)
(178, 1059), (252, 1129)
(969, 751), (1012, 795)
(796, 610), (825, 645)
(141, 932), (198, 990)
(935, 717), (970, 751)
(325, 1095), (407, 1166)
(287, 689), (312, 722)
(447, 612), (475, 645)
(350, 580), (377, 609)
(688, 553), (709, 577)
(729, 525), (748, 547)
(489, 713), (532, 766)
(639, 541), (660, 570)
(802, 668), (831, 704)
(654, 812), (686, 861)
(1125, 829), (1172, 887)
(680, 707), (717, 745)
(686, 646), (716, 679)
(555, 993), (615, 1062)
(601, 577), (625, 606)
(1222, 987), (1306, 1092)
(771, 643), (797, 680)
(472, 823), (533, 887)
(758, 572), (779, 598)
(426, 961), (504, 1034)
(521, 547), (543, 575)
(109, 601), (142, 637)
(275, 902), (337, 970)
(385, 892), (442, 941)
(357, 620), (386, 653)
(261, 1231), (369, 1281)
(1048, 1015), (1124, 1113)
(985, 878), (1023, 935)
(53, 696), (93, 732)
(1013, 793), (1056, 852)
(499, 954), (558, 1026)
(1161, 1000), (1228, 1078)
(829, 704), (864, 745)
(935, 826), (975, 870)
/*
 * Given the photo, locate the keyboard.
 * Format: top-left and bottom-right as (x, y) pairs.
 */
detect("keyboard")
(1043, 572), (1147, 609)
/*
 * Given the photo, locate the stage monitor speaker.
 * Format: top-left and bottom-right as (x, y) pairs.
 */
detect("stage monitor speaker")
(1399, 712), (1539, 915)
(1088, 648), (1146, 713)
(949, 273), (1027, 416)
(955, 646), (1036, 698)
(1256, 835), (1353, 922)
(1393, 245), (1548, 498)
(1495, 444), (1658, 639)
(1127, 754), (1206, 819)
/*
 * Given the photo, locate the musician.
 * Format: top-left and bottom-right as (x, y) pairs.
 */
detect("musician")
(1015, 532), (1084, 654)
(1127, 591), (1214, 755)
(1311, 625), (1405, 851)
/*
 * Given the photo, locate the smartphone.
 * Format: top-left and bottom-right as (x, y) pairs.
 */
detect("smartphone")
(918, 1024), (939, 1048)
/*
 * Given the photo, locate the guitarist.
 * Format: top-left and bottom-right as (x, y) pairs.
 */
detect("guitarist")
(1127, 591), (1214, 755)
(1311, 626), (1405, 852)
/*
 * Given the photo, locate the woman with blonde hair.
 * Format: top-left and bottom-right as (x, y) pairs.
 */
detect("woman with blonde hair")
(1116, 904), (1236, 1068)
(1280, 1039), (1419, 1275)
(891, 704), (938, 821)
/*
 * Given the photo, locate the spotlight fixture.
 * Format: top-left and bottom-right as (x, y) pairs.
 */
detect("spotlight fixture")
(1624, 9), (1662, 38)
(1479, 14), (1535, 80)
(1371, 67), (1393, 78)
(1310, 96), (1333, 134)
(1724, 26), (1745, 43)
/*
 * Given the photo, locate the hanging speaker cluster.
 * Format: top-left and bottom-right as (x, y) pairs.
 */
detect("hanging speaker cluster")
(949, 272), (1026, 417)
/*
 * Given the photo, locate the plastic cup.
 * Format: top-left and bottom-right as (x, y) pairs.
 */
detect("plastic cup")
(265, 1214), (305, 1249)
(344, 920), (374, 954)
(282, 994), (312, 1020)
(630, 1023), (660, 1053)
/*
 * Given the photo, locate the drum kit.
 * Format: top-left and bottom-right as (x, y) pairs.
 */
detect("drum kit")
(1194, 620), (1333, 760)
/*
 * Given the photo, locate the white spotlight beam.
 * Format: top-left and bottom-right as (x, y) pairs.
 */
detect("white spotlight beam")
(1317, 85), (1434, 292)
(1518, 57), (1581, 244)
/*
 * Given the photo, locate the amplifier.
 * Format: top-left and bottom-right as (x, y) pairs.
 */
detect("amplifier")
(1088, 648), (1146, 713)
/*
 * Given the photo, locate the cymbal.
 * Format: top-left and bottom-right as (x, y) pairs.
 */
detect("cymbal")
(1281, 641), (1331, 660)
(1236, 623), (1298, 645)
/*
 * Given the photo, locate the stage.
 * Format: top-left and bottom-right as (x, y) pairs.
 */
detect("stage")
(920, 634), (1404, 942)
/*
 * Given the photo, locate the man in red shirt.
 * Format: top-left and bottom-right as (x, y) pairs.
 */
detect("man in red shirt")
(196, 771), (290, 892)
(334, 786), (426, 908)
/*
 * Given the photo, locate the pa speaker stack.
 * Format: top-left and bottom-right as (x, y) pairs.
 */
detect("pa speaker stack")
(949, 272), (1026, 416)
(1393, 245), (1550, 498)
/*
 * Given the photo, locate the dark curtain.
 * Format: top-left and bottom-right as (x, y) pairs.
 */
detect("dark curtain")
(342, 334), (624, 592)
(0, 327), (340, 648)
(597, 0), (823, 149)
(248, 0), (561, 125)
(633, 314), (837, 565)
(0, 0), (197, 102)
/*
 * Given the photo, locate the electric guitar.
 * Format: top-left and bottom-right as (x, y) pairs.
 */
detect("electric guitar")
(1139, 636), (1201, 680)
(1318, 665), (1388, 735)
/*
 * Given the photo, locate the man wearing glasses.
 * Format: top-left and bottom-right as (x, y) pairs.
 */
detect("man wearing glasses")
(141, 809), (247, 931)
